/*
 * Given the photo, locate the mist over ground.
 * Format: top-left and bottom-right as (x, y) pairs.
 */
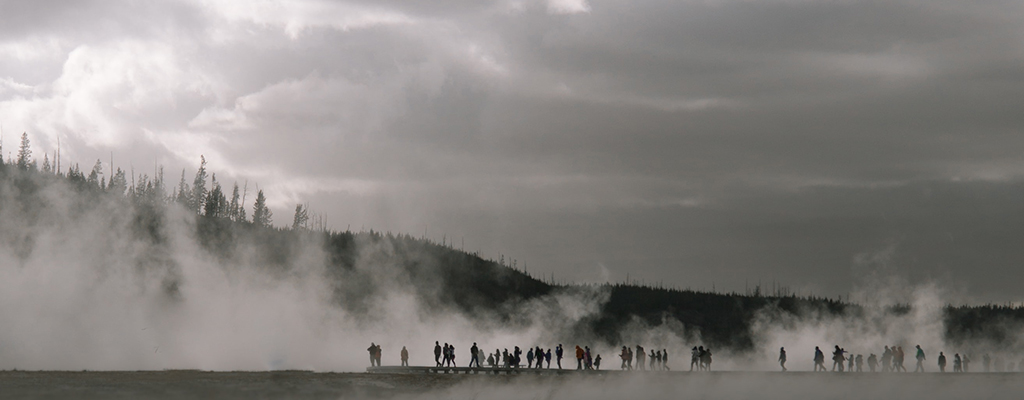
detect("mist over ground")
(2, 155), (1024, 373)
(0, 156), (636, 371)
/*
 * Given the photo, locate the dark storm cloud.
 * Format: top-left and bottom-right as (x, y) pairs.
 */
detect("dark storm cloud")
(2, 0), (1024, 301)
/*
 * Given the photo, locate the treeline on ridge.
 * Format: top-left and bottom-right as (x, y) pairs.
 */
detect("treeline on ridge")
(1, 133), (1023, 352)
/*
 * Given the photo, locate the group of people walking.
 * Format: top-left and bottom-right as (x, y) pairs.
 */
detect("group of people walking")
(690, 346), (712, 371)
(432, 341), (574, 370)
(375, 341), (1022, 373)
(379, 341), (681, 371)
(802, 344), (973, 373)
(617, 345), (672, 371)
(428, 341), (675, 371)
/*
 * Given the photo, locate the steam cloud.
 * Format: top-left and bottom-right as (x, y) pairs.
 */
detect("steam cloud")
(0, 170), (632, 371)
(1, 168), (1022, 374)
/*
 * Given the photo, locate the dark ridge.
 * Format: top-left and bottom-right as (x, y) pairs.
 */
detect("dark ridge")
(3, 143), (1024, 352)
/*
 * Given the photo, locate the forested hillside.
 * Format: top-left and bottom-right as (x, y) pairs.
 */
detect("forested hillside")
(2, 133), (1023, 354)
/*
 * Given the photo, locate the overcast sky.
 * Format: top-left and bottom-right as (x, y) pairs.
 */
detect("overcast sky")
(2, 0), (1024, 302)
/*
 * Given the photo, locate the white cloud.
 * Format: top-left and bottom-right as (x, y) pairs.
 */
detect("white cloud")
(1, 39), (217, 152)
(0, 37), (67, 62)
(0, 77), (35, 97)
(1, 0), (1024, 300)
(196, 0), (416, 38)
(547, 0), (591, 14)
(189, 72), (407, 141)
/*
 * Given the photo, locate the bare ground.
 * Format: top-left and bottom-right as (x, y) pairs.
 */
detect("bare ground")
(3, 370), (1024, 400)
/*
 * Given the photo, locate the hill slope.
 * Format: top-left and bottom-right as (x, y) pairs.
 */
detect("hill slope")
(2, 156), (1023, 358)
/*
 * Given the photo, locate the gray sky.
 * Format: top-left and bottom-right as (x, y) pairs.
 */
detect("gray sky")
(2, 0), (1024, 302)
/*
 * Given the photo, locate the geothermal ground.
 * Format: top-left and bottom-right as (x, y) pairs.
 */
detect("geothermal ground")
(3, 370), (1024, 399)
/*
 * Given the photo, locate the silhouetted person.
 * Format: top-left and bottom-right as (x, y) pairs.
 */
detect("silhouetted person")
(881, 346), (892, 372)
(938, 352), (946, 372)
(832, 346), (845, 372)
(443, 343), (450, 367)
(637, 345), (646, 371)
(663, 348), (670, 371)
(536, 346), (544, 369)
(953, 353), (962, 372)
(375, 344), (382, 367)
(527, 348), (535, 368)
(494, 349), (500, 368)
(401, 346), (409, 367)
(576, 345), (584, 370)
(691, 346), (699, 371)
(502, 348), (509, 368)
(983, 353), (991, 372)
(655, 350), (662, 370)
(545, 348), (552, 368)
(627, 347), (633, 370)
(914, 345), (925, 373)
(513, 346), (521, 368)
(585, 346), (593, 370)
(814, 346), (826, 372)
(368, 343), (377, 367)
(779, 347), (787, 371)
(434, 341), (442, 367)
(649, 349), (656, 370)
(470, 342), (480, 368)
(867, 354), (878, 372)
(855, 354), (863, 372)
(594, 354), (602, 370)
(556, 344), (564, 369)
(895, 346), (906, 372)
(557, 343), (565, 370)
(487, 352), (495, 367)
(701, 348), (713, 371)
(620, 346), (630, 370)
(848, 351), (854, 372)
(963, 354), (970, 372)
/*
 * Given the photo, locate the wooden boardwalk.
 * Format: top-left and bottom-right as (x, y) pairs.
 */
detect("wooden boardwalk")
(366, 366), (618, 375)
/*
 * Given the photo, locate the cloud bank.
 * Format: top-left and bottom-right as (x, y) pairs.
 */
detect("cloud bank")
(2, 0), (1024, 300)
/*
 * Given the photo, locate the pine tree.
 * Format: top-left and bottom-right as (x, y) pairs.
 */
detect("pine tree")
(154, 166), (165, 199)
(133, 174), (150, 199)
(204, 174), (227, 218)
(16, 132), (31, 171)
(252, 189), (272, 227)
(42, 154), (51, 173)
(87, 159), (103, 186)
(175, 169), (190, 206)
(109, 168), (128, 195)
(237, 197), (248, 222)
(67, 163), (83, 183)
(292, 204), (309, 230)
(189, 156), (208, 215)
(228, 183), (241, 221)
